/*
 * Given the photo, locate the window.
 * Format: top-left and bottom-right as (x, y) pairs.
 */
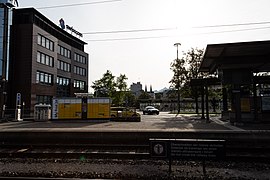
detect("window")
(74, 80), (85, 90)
(57, 76), (71, 97)
(58, 45), (71, 59)
(74, 53), (87, 64)
(74, 66), (86, 76)
(37, 52), (54, 67)
(57, 60), (71, 72)
(36, 71), (53, 85)
(57, 76), (70, 86)
(37, 95), (52, 105)
(37, 52), (40, 63)
(38, 34), (54, 51)
(37, 35), (41, 45)
(41, 36), (46, 47)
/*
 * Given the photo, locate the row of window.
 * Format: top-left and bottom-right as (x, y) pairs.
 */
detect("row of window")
(37, 95), (52, 105)
(74, 53), (87, 64)
(57, 76), (70, 86)
(57, 60), (71, 72)
(74, 80), (86, 90)
(36, 71), (86, 90)
(74, 66), (87, 76)
(37, 51), (54, 67)
(58, 45), (71, 59)
(37, 34), (86, 63)
(37, 53), (85, 77)
(36, 71), (53, 85)
(57, 77), (85, 90)
(37, 34), (54, 51)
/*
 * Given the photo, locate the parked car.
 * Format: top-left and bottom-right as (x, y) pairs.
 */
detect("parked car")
(110, 107), (141, 121)
(143, 106), (159, 115)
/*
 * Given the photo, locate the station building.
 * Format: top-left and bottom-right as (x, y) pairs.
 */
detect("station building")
(8, 8), (89, 115)
(198, 40), (270, 123)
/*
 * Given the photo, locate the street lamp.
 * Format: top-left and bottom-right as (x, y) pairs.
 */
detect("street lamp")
(174, 43), (181, 60)
(174, 43), (181, 114)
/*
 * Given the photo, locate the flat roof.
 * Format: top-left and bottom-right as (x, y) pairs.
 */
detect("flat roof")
(200, 40), (270, 73)
(13, 8), (87, 48)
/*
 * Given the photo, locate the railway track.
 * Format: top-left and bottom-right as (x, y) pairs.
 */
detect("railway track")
(1, 130), (270, 161)
(0, 144), (149, 159)
(1, 143), (270, 162)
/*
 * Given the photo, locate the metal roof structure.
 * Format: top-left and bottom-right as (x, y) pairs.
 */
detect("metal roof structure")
(200, 40), (270, 73)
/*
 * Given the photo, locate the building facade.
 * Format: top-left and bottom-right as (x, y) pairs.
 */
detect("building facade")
(130, 82), (142, 97)
(8, 8), (88, 114)
(0, 0), (18, 118)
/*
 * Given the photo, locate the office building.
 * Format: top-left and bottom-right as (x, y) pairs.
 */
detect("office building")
(8, 8), (88, 115)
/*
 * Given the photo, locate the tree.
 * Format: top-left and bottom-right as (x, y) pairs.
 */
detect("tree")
(185, 48), (205, 80)
(91, 70), (129, 106)
(170, 57), (187, 89)
(91, 70), (116, 97)
(170, 47), (209, 98)
(114, 74), (128, 106)
(125, 91), (137, 107)
(170, 56), (187, 113)
(138, 91), (152, 100)
(183, 48), (206, 110)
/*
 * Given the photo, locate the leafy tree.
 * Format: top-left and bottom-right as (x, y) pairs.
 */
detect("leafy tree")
(169, 47), (221, 113)
(170, 48), (210, 98)
(91, 70), (128, 106)
(92, 70), (116, 97)
(138, 91), (152, 100)
(185, 48), (206, 80)
(169, 55), (187, 113)
(114, 74), (128, 106)
(183, 48), (206, 102)
(125, 91), (137, 107)
(169, 57), (187, 89)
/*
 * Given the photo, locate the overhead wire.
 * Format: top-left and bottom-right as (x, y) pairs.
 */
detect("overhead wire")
(18, 1), (270, 41)
(85, 25), (270, 42)
(36, 0), (122, 10)
(192, 26), (270, 35)
(82, 28), (176, 35)
(85, 35), (174, 42)
(6, 24), (270, 43)
(194, 21), (270, 28)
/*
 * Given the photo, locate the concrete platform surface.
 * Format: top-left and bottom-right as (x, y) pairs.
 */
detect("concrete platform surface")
(1, 113), (269, 132)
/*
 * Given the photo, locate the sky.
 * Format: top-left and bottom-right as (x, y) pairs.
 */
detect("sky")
(19, 0), (270, 92)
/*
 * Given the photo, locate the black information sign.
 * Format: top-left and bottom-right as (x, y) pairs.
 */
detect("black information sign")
(170, 139), (226, 160)
(150, 139), (226, 174)
(150, 139), (226, 160)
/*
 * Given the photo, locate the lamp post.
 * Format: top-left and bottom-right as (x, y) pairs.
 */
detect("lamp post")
(174, 43), (181, 114)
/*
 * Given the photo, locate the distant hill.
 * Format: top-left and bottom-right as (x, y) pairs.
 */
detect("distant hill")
(154, 87), (169, 93)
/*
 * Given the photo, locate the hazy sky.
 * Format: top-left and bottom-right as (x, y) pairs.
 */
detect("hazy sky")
(19, 0), (270, 92)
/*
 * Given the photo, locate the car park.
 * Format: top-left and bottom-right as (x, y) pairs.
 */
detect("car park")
(143, 106), (159, 115)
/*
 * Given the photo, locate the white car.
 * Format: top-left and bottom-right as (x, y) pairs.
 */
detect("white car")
(143, 106), (159, 115)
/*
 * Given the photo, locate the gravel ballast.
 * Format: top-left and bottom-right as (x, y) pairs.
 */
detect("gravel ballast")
(1, 158), (270, 179)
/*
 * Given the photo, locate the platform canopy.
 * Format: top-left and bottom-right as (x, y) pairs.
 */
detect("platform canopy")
(200, 40), (270, 74)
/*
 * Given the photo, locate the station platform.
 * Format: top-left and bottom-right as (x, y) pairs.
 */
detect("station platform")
(0, 113), (270, 132)
(1, 114), (270, 147)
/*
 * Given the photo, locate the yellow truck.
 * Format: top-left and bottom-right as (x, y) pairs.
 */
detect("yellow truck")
(52, 97), (111, 120)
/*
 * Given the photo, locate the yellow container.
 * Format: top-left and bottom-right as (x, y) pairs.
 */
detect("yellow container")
(52, 97), (111, 120)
